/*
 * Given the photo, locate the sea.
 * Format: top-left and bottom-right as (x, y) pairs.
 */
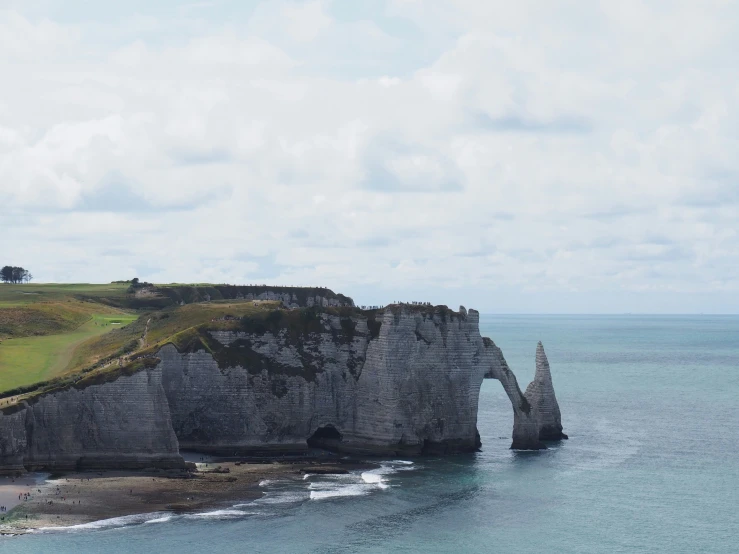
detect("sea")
(3, 315), (738, 553)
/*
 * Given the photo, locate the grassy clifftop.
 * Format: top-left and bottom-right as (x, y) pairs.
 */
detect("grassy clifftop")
(0, 282), (356, 403)
(0, 301), (362, 412)
(0, 284), (138, 393)
(153, 284), (354, 307)
(0, 284), (132, 340)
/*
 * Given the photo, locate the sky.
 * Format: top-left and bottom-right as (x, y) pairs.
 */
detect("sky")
(1, 0), (738, 313)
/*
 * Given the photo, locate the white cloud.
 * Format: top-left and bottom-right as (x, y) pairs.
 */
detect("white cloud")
(0, 9), (79, 59)
(281, 0), (332, 42)
(1, 1), (738, 312)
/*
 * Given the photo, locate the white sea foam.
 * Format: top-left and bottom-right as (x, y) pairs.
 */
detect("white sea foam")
(383, 460), (417, 472)
(34, 512), (168, 533)
(309, 484), (371, 500)
(318, 473), (355, 481)
(307, 468), (393, 500)
(360, 472), (389, 489)
(254, 460), (416, 505)
(185, 509), (247, 519)
(144, 515), (174, 524)
(360, 472), (383, 483)
(253, 491), (310, 505)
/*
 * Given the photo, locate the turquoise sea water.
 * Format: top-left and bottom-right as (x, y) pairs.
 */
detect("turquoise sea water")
(3, 315), (738, 553)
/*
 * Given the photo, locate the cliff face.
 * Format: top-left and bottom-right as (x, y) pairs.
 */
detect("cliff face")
(0, 369), (183, 474)
(159, 308), (487, 456)
(0, 306), (564, 472)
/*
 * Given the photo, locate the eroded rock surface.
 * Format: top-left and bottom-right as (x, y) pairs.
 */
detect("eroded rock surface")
(160, 308), (487, 456)
(0, 369), (183, 474)
(483, 339), (545, 450)
(525, 342), (567, 441)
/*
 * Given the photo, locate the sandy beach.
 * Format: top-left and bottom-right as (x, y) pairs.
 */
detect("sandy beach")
(0, 473), (48, 516)
(0, 459), (372, 534)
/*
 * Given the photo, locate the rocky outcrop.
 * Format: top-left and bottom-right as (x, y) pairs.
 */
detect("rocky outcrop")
(525, 342), (567, 441)
(0, 305), (564, 472)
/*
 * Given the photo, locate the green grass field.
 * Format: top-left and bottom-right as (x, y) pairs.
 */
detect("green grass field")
(0, 284), (139, 393)
(0, 313), (137, 393)
(0, 283), (130, 305)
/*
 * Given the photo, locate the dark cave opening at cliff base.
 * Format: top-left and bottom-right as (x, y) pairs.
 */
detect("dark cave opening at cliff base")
(307, 425), (343, 451)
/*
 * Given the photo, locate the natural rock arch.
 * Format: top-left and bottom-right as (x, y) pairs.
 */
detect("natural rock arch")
(484, 340), (567, 449)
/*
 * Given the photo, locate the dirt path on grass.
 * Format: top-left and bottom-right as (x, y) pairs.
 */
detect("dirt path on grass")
(138, 318), (151, 350)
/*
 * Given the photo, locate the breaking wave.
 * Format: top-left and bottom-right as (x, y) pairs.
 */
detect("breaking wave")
(34, 512), (172, 533)
(309, 483), (371, 500)
(305, 461), (414, 501)
(185, 509), (255, 519)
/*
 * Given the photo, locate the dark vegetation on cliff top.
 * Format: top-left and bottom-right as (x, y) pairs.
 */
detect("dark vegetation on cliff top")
(0, 282), (462, 411)
(81, 283), (354, 311)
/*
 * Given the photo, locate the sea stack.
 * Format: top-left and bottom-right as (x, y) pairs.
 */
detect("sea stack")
(525, 342), (567, 441)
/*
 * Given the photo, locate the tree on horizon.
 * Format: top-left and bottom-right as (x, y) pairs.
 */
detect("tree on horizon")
(1, 266), (33, 284)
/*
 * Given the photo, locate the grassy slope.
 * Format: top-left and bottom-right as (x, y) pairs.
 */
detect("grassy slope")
(0, 283), (131, 305)
(0, 314), (137, 392)
(0, 284), (133, 339)
(0, 284), (137, 393)
(66, 300), (281, 375)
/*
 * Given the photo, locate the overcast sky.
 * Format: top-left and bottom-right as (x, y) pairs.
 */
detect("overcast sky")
(1, 1), (737, 313)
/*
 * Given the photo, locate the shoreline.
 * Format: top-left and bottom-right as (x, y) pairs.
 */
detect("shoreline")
(0, 459), (377, 534)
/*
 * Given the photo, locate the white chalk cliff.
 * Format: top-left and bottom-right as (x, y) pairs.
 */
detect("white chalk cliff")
(0, 305), (565, 472)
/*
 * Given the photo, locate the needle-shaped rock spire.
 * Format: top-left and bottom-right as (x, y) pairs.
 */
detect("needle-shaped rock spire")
(525, 342), (567, 441)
